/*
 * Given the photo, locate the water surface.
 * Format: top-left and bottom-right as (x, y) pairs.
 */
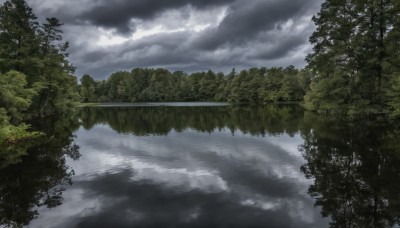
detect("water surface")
(1, 104), (400, 227)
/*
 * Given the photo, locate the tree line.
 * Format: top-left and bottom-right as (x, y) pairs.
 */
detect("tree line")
(79, 67), (312, 103)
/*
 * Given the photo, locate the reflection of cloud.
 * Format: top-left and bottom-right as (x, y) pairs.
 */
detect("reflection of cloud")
(196, 132), (307, 181)
(29, 189), (102, 228)
(31, 124), (329, 227)
(130, 161), (229, 193)
(71, 149), (228, 193)
(268, 134), (304, 158)
(75, 126), (307, 182)
(73, 124), (310, 194)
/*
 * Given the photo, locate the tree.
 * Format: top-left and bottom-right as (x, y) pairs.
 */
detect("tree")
(0, 0), (38, 75)
(80, 74), (96, 102)
(199, 70), (218, 100)
(305, 0), (400, 117)
(107, 71), (133, 101)
(0, 0), (79, 144)
(130, 68), (150, 102)
(33, 17), (77, 116)
(0, 71), (38, 144)
(0, 71), (35, 123)
(143, 69), (173, 102)
(0, 0), (78, 119)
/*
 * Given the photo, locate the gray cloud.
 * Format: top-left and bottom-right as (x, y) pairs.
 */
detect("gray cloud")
(79, 0), (236, 34)
(193, 0), (313, 50)
(22, 0), (324, 79)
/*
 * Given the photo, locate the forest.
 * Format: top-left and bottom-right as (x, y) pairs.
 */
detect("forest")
(79, 67), (311, 104)
(1, 0), (400, 144)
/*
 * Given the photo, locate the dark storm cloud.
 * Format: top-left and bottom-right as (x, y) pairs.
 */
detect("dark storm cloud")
(23, 0), (324, 79)
(193, 0), (316, 50)
(79, 0), (236, 34)
(250, 32), (310, 60)
(70, 31), (198, 78)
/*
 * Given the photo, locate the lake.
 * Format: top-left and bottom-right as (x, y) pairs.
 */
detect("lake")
(1, 103), (399, 228)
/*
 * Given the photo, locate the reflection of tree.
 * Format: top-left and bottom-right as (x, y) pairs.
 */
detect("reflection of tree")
(79, 105), (305, 136)
(300, 114), (400, 227)
(0, 141), (37, 169)
(0, 114), (81, 227)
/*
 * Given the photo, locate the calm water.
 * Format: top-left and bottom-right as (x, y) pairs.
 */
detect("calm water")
(1, 104), (400, 228)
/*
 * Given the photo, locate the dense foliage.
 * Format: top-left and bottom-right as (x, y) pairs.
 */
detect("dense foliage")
(305, 0), (400, 118)
(0, 0), (78, 143)
(79, 67), (311, 103)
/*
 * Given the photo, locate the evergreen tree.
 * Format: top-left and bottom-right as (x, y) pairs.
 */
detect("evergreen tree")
(0, 0), (38, 74)
(305, 0), (400, 117)
(0, 0), (79, 143)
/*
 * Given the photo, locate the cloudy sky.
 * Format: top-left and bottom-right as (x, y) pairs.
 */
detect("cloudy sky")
(24, 0), (323, 79)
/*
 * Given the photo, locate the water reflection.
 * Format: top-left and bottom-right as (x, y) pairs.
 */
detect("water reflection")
(0, 104), (399, 227)
(0, 114), (81, 227)
(39, 105), (326, 227)
(300, 114), (400, 227)
(79, 105), (305, 136)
